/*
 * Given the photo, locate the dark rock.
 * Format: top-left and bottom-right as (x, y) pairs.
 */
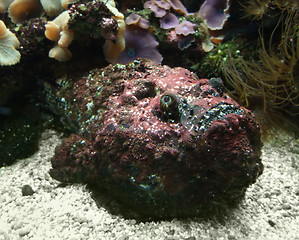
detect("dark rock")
(0, 114), (41, 167)
(22, 185), (35, 196)
(268, 219), (276, 227)
(46, 59), (263, 219)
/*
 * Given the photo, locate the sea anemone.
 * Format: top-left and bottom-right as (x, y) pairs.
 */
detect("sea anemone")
(239, 0), (271, 21)
(221, 11), (299, 130)
(0, 20), (21, 66)
(240, 0), (298, 21)
(104, 26), (163, 64)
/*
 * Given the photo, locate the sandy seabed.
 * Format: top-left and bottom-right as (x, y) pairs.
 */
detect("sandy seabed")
(0, 129), (298, 240)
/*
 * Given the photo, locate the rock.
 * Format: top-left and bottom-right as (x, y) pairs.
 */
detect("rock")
(45, 59), (263, 218)
(18, 227), (30, 236)
(21, 185), (35, 196)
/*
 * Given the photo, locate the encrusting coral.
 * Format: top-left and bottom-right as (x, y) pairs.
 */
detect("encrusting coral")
(0, 20), (20, 66)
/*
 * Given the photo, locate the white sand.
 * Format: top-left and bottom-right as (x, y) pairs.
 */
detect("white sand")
(0, 129), (298, 240)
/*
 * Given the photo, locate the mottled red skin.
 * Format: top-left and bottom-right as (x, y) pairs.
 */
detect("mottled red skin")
(49, 59), (263, 218)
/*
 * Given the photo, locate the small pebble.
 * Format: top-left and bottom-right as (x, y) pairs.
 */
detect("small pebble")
(185, 237), (196, 240)
(281, 210), (289, 217)
(268, 220), (275, 227)
(21, 185), (34, 196)
(282, 204), (291, 210)
(18, 227), (30, 237)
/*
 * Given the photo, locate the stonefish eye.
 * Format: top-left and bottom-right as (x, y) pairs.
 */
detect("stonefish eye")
(160, 93), (179, 120)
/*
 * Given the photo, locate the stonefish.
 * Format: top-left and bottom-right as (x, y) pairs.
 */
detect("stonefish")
(46, 59), (263, 218)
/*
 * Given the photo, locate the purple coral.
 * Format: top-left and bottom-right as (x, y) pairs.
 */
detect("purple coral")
(115, 27), (163, 64)
(155, 0), (171, 10)
(198, 0), (230, 30)
(175, 20), (196, 36)
(125, 13), (149, 29)
(159, 12), (179, 29)
(168, 0), (188, 15)
(151, 5), (167, 18)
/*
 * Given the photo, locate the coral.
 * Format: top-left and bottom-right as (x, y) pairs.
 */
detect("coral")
(125, 13), (149, 29)
(146, 2), (167, 17)
(103, 0), (125, 51)
(167, 0), (188, 15)
(46, 59), (263, 218)
(198, 0), (231, 30)
(2, 0), (79, 22)
(159, 12), (179, 29)
(144, 0), (187, 30)
(141, 0), (214, 54)
(45, 10), (74, 61)
(0, 0), (13, 13)
(175, 20), (196, 36)
(104, 26), (163, 64)
(40, 0), (63, 17)
(8, 0), (42, 24)
(0, 20), (20, 66)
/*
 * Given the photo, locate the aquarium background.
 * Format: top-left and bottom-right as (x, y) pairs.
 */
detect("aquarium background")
(0, 0), (298, 239)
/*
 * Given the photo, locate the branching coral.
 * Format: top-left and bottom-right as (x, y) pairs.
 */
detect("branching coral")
(221, 10), (299, 128)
